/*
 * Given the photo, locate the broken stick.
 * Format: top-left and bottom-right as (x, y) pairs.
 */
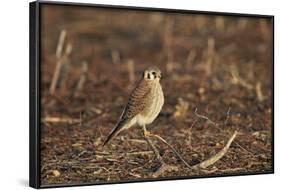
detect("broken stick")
(143, 134), (165, 166)
(193, 130), (238, 169)
(151, 134), (193, 171)
(42, 116), (81, 124)
(50, 43), (72, 95)
(194, 108), (217, 126)
(74, 61), (88, 97)
(127, 59), (135, 85)
(50, 29), (72, 95)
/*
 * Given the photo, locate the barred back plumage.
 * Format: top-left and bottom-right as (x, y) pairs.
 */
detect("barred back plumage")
(122, 80), (152, 120)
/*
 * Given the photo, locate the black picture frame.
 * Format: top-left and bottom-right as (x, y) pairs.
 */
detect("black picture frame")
(29, 1), (274, 188)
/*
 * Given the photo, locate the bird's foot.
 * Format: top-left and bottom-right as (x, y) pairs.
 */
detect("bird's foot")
(143, 129), (152, 137)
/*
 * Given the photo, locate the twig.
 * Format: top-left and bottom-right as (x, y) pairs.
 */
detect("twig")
(207, 37), (215, 58)
(195, 107), (256, 157)
(143, 135), (165, 166)
(128, 139), (147, 144)
(193, 131), (238, 169)
(50, 42), (72, 95)
(224, 107), (231, 126)
(74, 61), (88, 97)
(186, 49), (197, 68)
(150, 134), (193, 171)
(57, 43), (72, 92)
(205, 58), (212, 76)
(56, 29), (67, 59)
(128, 172), (142, 178)
(256, 82), (264, 102)
(173, 97), (189, 118)
(127, 59), (135, 84)
(189, 118), (198, 130)
(218, 167), (245, 173)
(186, 119), (198, 149)
(105, 158), (120, 162)
(230, 66), (253, 90)
(233, 141), (256, 157)
(111, 50), (120, 64)
(125, 151), (154, 156)
(152, 164), (178, 178)
(49, 58), (65, 95)
(194, 108), (217, 126)
(42, 116), (81, 124)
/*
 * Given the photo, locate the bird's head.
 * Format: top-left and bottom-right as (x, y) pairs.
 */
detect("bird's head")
(143, 66), (162, 81)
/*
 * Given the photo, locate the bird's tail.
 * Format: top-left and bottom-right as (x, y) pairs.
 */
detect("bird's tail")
(102, 119), (128, 147)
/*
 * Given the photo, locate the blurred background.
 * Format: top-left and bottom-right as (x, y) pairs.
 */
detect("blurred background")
(40, 4), (273, 185)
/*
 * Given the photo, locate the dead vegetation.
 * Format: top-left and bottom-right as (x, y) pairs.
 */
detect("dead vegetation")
(40, 5), (273, 186)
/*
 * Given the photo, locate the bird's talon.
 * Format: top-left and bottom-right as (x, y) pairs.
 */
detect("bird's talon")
(144, 130), (152, 137)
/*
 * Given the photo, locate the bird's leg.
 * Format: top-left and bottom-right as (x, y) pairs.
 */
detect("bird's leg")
(142, 125), (165, 166)
(143, 124), (151, 137)
(142, 125), (182, 177)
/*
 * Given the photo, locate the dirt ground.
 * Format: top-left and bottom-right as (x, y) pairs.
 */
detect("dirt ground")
(40, 4), (273, 186)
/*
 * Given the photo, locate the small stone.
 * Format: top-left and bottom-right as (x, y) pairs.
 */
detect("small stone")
(52, 170), (60, 177)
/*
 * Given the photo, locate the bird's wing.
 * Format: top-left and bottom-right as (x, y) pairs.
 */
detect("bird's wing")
(121, 80), (152, 120)
(103, 80), (151, 146)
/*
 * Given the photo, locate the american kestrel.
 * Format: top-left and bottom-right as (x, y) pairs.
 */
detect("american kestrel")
(103, 66), (164, 146)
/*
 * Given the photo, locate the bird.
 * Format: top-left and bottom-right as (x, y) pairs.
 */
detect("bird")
(103, 66), (164, 146)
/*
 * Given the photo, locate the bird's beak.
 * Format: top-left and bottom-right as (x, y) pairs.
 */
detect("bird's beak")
(158, 73), (162, 79)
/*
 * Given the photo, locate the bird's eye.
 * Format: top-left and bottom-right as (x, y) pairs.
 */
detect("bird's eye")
(152, 72), (156, 76)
